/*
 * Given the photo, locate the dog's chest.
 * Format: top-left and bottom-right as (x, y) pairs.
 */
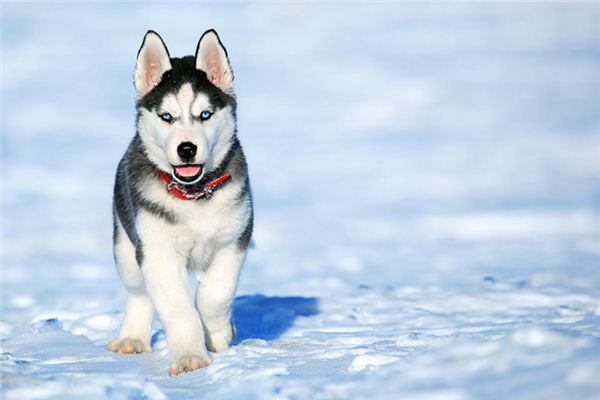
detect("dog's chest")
(149, 178), (247, 246)
(178, 200), (238, 242)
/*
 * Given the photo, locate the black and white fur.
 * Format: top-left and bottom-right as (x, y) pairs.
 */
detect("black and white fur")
(109, 30), (253, 376)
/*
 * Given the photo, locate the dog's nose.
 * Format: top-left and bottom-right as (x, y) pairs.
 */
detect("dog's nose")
(177, 142), (197, 162)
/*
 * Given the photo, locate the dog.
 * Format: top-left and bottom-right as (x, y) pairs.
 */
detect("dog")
(108, 29), (253, 376)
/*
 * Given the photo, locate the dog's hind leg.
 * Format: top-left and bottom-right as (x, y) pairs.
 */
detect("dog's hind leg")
(108, 217), (154, 354)
(195, 244), (246, 353)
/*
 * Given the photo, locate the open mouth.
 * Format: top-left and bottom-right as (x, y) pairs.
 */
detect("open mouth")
(172, 164), (203, 184)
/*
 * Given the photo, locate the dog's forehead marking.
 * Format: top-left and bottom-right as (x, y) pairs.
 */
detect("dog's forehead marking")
(177, 83), (194, 115)
(157, 84), (191, 119)
(160, 83), (211, 122)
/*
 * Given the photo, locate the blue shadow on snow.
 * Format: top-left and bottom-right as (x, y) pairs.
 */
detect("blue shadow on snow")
(232, 294), (319, 343)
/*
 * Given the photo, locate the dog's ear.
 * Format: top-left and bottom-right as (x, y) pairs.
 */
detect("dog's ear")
(195, 29), (233, 93)
(134, 31), (172, 97)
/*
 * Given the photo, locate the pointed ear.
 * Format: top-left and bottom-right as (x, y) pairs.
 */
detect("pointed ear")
(134, 31), (172, 97)
(195, 29), (234, 93)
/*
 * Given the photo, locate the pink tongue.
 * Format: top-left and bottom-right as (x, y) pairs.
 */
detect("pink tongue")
(174, 165), (201, 177)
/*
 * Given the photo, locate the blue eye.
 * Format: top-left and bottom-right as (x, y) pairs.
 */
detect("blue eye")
(159, 112), (173, 122)
(200, 111), (213, 121)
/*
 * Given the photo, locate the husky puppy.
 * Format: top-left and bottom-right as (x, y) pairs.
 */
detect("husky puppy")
(109, 30), (252, 376)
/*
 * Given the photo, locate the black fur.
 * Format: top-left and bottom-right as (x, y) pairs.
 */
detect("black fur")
(237, 209), (254, 250)
(138, 56), (236, 116)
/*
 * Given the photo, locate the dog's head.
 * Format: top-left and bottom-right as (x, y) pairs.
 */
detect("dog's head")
(134, 30), (236, 184)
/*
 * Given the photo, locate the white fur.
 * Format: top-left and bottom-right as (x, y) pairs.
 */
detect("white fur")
(196, 245), (246, 352)
(137, 84), (236, 175)
(136, 208), (209, 361)
(112, 217), (154, 349)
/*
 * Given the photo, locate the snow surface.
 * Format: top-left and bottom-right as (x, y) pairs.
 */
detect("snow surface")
(2, 3), (600, 399)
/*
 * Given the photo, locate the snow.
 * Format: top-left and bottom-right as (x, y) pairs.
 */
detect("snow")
(2, 3), (600, 399)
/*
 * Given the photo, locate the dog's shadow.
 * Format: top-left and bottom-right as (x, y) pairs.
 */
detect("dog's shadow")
(150, 294), (319, 347)
(232, 294), (319, 343)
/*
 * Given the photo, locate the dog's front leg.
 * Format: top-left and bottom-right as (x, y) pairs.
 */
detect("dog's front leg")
(138, 213), (211, 376)
(195, 244), (246, 353)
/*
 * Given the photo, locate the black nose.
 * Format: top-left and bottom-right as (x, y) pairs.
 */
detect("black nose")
(177, 142), (197, 162)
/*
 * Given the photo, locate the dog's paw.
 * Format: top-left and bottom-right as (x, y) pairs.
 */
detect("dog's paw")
(206, 324), (235, 353)
(108, 338), (151, 354)
(169, 354), (212, 376)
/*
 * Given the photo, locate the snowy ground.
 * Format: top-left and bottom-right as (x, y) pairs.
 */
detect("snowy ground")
(2, 3), (600, 399)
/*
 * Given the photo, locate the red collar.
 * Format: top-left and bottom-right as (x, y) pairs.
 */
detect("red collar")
(158, 170), (232, 201)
